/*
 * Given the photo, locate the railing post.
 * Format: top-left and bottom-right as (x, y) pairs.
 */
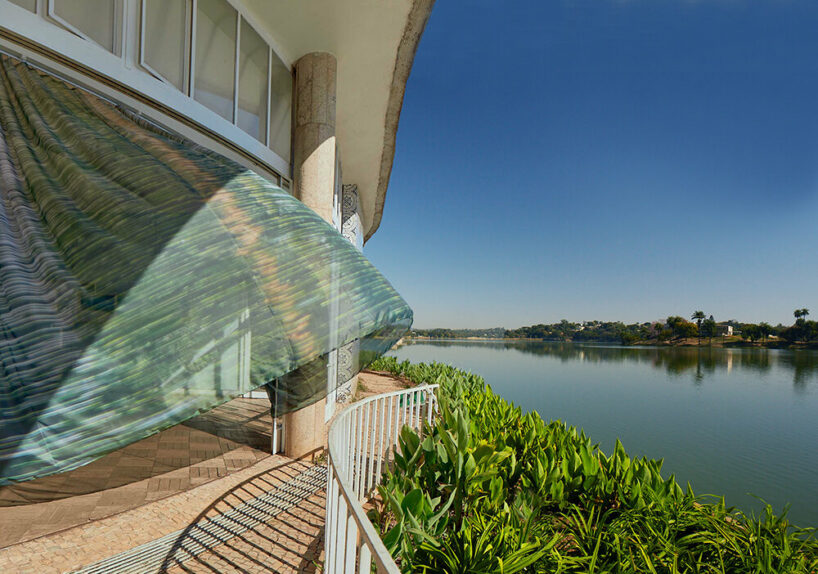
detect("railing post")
(376, 398), (386, 484)
(325, 464), (336, 573)
(366, 399), (378, 494)
(359, 544), (372, 574)
(335, 496), (348, 569)
(385, 395), (394, 468)
(344, 516), (358, 572)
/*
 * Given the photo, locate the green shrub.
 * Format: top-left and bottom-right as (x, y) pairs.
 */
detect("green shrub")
(367, 357), (818, 573)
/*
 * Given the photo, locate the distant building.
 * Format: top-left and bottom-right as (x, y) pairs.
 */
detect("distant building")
(716, 325), (734, 336)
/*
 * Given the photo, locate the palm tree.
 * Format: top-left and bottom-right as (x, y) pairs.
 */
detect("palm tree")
(692, 310), (705, 344)
(792, 309), (810, 343)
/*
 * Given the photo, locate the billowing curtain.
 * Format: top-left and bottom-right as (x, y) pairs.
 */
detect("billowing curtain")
(0, 55), (411, 484)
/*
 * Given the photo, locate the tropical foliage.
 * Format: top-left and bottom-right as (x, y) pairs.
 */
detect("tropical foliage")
(777, 309), (818, 344)
(368, 357), (818, 573)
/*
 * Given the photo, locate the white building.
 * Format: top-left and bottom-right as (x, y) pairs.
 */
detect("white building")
(0, 0), (433, 460)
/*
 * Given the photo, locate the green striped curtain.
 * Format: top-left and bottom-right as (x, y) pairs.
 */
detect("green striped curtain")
(0, 55), (412, 484)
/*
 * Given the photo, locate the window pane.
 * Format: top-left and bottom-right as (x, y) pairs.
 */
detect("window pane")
(269, 53), (292, 162)
(194, 0), (236, 122)
(9, 0), (36, 13)
(237, 20), (268, 142)
(143, 0), (187, 91)
(53, 0), (116, 53)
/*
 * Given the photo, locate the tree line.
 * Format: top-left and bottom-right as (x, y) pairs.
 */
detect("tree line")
(410, 308), (817, 346)
(410, 327), (506, 339)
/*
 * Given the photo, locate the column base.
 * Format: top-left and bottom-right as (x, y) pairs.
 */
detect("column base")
(282, 397), (328, 459)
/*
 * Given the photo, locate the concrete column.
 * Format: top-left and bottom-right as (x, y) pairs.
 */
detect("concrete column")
(293, 52), (337, 221)
(282, 52), (337, 460)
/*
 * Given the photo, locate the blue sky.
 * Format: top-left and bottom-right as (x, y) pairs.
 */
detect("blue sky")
(364, 0), (818, 329)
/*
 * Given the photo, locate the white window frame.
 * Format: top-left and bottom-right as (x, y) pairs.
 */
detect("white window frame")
(189, 0), (197, 98)
(236, 14), (271, 146)
(8, 0), (38, 14)
(188, 0), (288, 149)
(232, 10), (240, 125)
(1, 0), (292, 178)
(191, 0), (238, 124)
(265, 47), (272, 147)
(47, 0), (125, 57)
(138, 0), (191, 94)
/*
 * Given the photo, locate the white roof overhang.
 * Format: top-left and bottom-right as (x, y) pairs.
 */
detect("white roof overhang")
(243, 0), (434, 241)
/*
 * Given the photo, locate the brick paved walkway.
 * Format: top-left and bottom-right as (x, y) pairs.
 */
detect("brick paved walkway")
(0, 398), (274, 549)
(161, 467), (326, 574)
(0, 456), (325, 573)
(0, 396), (329, 573)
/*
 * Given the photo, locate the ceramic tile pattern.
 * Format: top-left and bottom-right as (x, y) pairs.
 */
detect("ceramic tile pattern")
(0, 397), (275, 548)
(0, 456), (325, 573)
(162, 484), (326, 574)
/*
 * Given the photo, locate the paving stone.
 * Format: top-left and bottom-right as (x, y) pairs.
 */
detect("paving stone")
(0, 398), (280, 550)
(0, 455), (323, 573)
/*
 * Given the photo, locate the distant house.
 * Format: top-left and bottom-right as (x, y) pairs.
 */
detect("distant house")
(716, 325), (734, 336)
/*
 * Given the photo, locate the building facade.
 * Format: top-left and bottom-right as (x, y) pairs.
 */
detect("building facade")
(0, 0), (433, 460)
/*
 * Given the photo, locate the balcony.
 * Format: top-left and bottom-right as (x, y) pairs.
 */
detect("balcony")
(325, 383), (439, 573)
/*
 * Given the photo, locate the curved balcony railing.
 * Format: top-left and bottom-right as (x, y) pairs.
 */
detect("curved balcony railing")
(324, 383), (439, 574)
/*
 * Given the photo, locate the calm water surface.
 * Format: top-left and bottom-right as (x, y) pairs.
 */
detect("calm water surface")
(389, 341), (818, 527)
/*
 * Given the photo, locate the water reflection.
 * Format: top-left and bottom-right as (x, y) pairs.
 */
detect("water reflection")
(402, 340), (818, 389)
(394, 340), (818, 527)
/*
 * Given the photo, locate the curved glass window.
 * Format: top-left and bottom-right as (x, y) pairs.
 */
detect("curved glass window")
(11, 0), (293, 166)
(269, 52), (292, 162)
(51, 0), (117, 54)
(238, 19), (268, 142)
(194, 0), (237, 122)
(9, 0), (36, 12)
(142, 0), (188, 91)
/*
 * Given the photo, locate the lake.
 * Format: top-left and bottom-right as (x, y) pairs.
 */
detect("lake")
(389, 340), (818, 527)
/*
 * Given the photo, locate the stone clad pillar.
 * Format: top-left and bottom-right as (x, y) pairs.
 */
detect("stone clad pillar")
(293, 52), (337, 221)
(283, 52), (338, 459)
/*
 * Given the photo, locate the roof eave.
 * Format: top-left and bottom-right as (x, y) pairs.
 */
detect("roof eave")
(365, 0), (435, 243)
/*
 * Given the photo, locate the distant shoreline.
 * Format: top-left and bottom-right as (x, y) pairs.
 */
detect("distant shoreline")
(404, 336), (818, 350)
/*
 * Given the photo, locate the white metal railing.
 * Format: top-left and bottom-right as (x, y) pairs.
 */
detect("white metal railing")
(324, 384), (439, 574)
